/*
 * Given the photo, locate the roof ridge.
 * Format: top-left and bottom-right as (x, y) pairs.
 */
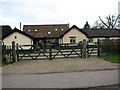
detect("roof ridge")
(0, 25), (10, 27)
(83, 28), (119, 30)
(23, 24), (69, 26)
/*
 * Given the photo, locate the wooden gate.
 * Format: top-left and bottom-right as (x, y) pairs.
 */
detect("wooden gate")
(16, 43), (83, 60)
(2, 45), (13, 61)
(87, 39), (100, 57)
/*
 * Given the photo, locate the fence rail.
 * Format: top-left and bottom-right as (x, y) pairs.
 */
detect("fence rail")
(16, 43), (83, 60)
(2, 39), (119, 62)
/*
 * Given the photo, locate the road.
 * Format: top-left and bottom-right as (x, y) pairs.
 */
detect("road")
(2, 70), (119, 88)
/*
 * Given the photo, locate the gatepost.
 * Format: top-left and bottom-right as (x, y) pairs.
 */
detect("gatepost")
(82, 39), (86, 58)
(12, 41), (16, 62)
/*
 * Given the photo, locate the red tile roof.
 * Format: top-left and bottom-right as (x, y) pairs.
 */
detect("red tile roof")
(23, 24), (69, 38)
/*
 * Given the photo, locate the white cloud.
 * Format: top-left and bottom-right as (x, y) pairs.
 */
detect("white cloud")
(0, 0), (119, 29)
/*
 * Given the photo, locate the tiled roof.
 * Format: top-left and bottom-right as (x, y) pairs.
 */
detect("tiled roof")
(23, 24), (69, 38)
(12, 27), (33, 39)
(1, 25), (12, 39)
(82, 28), (120, 38)
(59, 25), (120, 38)
(3, 27), (33, 39)
(23, 24), (120, 39)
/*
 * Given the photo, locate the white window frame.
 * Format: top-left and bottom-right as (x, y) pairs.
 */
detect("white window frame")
(88, 38), (93, 42)
(48, 32), (51, 34)
(70, 37), (76, 43)
(35, 29), (38, 31)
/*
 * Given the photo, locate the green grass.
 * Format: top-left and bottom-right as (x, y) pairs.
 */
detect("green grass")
(0, 62), (13, 67)
(101, 54), (120, 63)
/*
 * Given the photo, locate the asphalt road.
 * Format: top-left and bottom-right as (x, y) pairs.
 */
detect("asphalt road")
(2, 70), (119, 88)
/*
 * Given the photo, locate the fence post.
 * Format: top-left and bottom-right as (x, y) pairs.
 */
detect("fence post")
(79, 41), (83, 58)
(97, 39), (100, 57)
(12, 41), (16, 62)
(49, 45), (52, 60)
(82, 39), (86, 58)
(16, 43), (19, 61)
(2, 45), (6, 55)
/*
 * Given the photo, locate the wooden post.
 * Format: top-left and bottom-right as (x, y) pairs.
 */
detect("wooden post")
(79, 41), (83, 58)
(2, 45), (6, 55)
(82, 39), (86, 58)
(16, 43), (19, 61)
(80, 45), (82, 58)
(49, 45), (52, 60)
(97, 39), (100, 57)
(12, 41), (16, 62)
(87, 41), (89, 57)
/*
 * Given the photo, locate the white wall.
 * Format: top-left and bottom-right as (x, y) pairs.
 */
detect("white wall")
(60, 28), (87, 43)
(3, 32), (33, 49)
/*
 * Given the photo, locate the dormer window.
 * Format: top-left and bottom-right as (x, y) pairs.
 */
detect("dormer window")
(48, 32), (51, 34)
(55, 29), (57, 31)
(35, 29), (37, 31)
(61, 28), (64, 31)
(28, 29), (31, 31)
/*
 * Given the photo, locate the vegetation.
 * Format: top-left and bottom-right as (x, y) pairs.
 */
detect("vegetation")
(83, 21), (90, 29)
(101, 54), (120, 63)
(0, 62), (13, 67)
(93, 14), (119, 29)
(0, 55), (13, 67)
(100, 39), (119, 55)
(100, 39), (120, 63)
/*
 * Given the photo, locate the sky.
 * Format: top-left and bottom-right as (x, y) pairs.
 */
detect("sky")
(0, 0), (120, 30)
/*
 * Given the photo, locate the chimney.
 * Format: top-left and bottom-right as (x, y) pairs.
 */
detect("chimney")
(20, 22), (21, 31)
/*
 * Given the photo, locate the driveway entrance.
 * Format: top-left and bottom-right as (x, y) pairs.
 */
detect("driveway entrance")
(2, 57), (118, 74)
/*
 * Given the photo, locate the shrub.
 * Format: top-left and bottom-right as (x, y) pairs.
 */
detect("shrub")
(2, 55), (7, 63)
(100, 39), (120, 55)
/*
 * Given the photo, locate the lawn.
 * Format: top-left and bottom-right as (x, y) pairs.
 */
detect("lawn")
(101, 54), (120, 63)
(0, 62), (13, 67)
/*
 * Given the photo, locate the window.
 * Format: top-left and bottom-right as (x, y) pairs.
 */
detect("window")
(88, 38), (93, 42)
(46, 39), (58, 44)
(48, 32), (51, 34)
(28, 29), (31, 31)
(15, 36), (17, 39)
(70, 37), (76, 43)
(61, 28), (64, 31)
(35, 29), (37, 31)
(55, 29), (58, 31)
(105, 37), (109, 40)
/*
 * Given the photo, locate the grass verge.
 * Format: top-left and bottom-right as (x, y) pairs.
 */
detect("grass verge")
(101, 54), (120, 63)
(0, 62), (13, 67)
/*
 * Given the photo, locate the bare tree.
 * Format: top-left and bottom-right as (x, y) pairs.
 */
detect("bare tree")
(93, 20), (105, 29)
(99, 15), (119, 29)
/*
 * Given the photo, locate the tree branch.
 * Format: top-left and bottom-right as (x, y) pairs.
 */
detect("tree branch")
(99, 16), (109, 28)
(113, 15), (119, 28)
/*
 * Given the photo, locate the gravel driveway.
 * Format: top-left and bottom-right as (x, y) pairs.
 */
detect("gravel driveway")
(2, 57), (118, 74)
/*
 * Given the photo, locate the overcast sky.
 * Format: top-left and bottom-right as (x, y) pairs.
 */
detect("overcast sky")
(0, 0), (119, 29)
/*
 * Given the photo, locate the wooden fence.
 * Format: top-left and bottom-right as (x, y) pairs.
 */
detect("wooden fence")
(16, 42), (83, 60)
(2, 44), (13, 62)
(2, 39), (119, 62)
